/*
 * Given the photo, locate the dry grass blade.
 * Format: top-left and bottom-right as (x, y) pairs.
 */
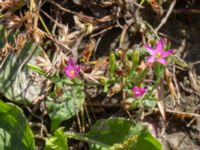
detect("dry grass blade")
(36, 52), (57, 76)
(81, 39), (96, 62)
(157, 79), (166, 121)
(58, 25), (81, 50)
(164, 69), (177, 98)
(0, 15), (24, 29)
(53, 51), (68, 70)
(0, 0), (24, 11)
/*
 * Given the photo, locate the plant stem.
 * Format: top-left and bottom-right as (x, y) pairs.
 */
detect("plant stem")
(39, 16), (51, 34)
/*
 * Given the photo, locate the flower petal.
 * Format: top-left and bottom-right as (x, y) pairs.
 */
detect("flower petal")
(144, 45), (155, 55)
(75, 65), (81, 72)
(132, 87), (139, 92)
(132, 86), (146, 97)
(64, 59), (81, 79)
(157, 58), (167, 65)
(161, 49), (174, 57)
(65, 70), (74, 79)
(147, 56), (155, 63)
(156, 39), (164, 52)
(68, 57), (76, 67)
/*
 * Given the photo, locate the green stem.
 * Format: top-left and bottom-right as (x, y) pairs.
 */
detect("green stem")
(65, 131), (110, 148)
(39, 16), (51, 34)
(143, 69), (164, 99)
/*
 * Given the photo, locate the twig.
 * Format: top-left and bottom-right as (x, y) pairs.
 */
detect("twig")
(0, 2), (12, 4)
(76, 110), (83, 133)
(93, 32), (105, 60)
(25, 105), (42, 121)
(85, 93), (97, 120)
(155, 0), (177, 33)
(126, 110), (134, 120)
(175, 134), (187, 149)
(187, 116), (196, 127)
(0, 53), (9, 70)
(166, 108), (200, 118)
(157, 78), (166, 121)
(84, 102), (92, 127)
(29, 122), (48, 136)
(158, 32), (180, 44)
(190, 60), (200, 66)
(46, 0), (77, 15)
(164, 9), (200, 14)
(172, 62), (181, 104)
(131, 0), (144, 9)
(40, 9), (65, 29)
(46, 0), (113, 23)
(119, 18), (135, 48)
(119, 25), (128, 48)
(91, 25), (117, 37)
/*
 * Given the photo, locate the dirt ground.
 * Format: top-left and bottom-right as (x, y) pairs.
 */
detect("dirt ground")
(160, 2), (200, 149)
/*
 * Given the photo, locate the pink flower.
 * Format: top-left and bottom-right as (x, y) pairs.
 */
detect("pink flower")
(144, 39), (174, 65)
(132, 86), (146, 97)
(64, 57), (80, 79)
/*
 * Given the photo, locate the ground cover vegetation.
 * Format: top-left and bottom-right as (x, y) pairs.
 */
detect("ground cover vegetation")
(0, 0), (200, 149)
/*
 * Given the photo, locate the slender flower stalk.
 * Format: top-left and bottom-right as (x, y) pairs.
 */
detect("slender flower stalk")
(132, 86), (146, 97)
(144, 39), (174, 65)
(64, 57), (80, 79)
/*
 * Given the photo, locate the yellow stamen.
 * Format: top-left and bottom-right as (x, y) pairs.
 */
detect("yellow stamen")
(70, 70), (75, 76)
(156, 52), (161, 59)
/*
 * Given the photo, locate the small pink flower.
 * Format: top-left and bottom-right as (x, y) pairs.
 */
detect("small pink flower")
(64, 57), (80, 79)
(132, 86), (146, 97)
(144, 39), (174, 65)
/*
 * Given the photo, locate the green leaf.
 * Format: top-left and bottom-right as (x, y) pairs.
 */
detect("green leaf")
(128, 50), (140, 78)
(0, 25), (4, 48)
(134, 130), (162, 150)
(44, 128), (68, 150)
(0, 41), (46, 104)
(154, 62), (164, 80)
(143, 98), (156, 108)
(46, 84), (85, 132)
(124, 98), (142, 110)
(0, 100), (35, 150)
(109, 53), (117, 79)
(27, 63), (46, 76)
(171, 54), (189, 70)
(84, 118), (162, 150)
(134, 68), (149, 85)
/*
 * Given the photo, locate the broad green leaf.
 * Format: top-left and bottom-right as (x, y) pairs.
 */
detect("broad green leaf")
(46, 83), (85, 132)
(0, 39), (46, 104)
(44, 128), (68, 150)
(134, 130), (162, 150)
(0, 25), (47, 104)
(84, 118), (162, 150)
(0, 100), (35, 150)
